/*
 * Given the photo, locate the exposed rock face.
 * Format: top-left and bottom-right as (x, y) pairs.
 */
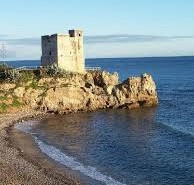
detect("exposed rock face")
(13, 87), (26, 98)
(0, 83), (16, 91)
(114, 73), (158, 109)
(6, 71), (158, 114)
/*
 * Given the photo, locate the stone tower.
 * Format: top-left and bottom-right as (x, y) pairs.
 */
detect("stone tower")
(41, 29), (85, 73)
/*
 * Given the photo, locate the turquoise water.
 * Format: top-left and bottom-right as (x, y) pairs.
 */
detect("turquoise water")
(14, 57), (194, 185)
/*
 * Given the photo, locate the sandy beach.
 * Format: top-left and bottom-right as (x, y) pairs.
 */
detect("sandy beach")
(0, 109), (82, 185)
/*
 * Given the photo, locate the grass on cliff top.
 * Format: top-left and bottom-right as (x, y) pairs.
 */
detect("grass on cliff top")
(0, 63), (82, 84)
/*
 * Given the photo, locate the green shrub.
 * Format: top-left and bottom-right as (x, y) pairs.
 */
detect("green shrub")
(44, 64), (77, 78)
(17, 71), (34, 83)
(0, 63), (21, 82)
(45, 64), (62, 76)
(40, 90), (47, 98)
(29, 80), (39, 89)
(0, 103), (9, 112)
(12, 98), (22, 108)
(0, 96), (8, 101)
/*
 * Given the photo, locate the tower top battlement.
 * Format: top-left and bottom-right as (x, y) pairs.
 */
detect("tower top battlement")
(42, 29), (83, 39)
(69, 30), (83, 37)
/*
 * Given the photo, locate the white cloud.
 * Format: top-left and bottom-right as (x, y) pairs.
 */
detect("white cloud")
(1, 34), (194, 60)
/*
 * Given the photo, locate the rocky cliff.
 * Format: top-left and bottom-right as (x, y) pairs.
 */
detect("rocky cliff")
(0, 71), (158, 114)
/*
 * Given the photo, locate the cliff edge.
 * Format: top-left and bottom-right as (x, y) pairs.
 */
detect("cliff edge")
(0, 71), (158, 114)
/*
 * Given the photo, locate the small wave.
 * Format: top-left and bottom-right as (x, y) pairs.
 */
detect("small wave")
(15, 120), (39, 134)
(35, 137), (126, 185)
(157, 121), (194, 138)
(15, 121), (126, 185)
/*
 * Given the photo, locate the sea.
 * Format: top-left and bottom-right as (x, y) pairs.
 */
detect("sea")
(12, 56), (194, 185)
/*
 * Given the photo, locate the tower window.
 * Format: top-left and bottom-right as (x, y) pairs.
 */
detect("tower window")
(49, 51), (52, 55)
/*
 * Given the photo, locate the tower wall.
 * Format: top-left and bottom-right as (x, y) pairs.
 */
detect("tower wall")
(41, 34), (58, 66)
(41, 30), (85, 73)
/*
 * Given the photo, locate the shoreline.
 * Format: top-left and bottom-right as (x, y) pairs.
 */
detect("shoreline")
(0, 109), (84, 185)
(0, 70), (158, 184)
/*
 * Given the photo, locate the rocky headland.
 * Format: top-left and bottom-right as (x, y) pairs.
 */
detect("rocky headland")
(0, 69), (158, 184)
(0, 70), (158, 114)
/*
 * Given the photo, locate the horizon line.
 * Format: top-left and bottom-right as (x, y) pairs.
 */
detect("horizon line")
(3, 55), (194, 62)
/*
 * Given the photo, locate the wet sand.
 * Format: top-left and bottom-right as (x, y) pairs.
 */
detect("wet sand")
(0, 109), (83, 185)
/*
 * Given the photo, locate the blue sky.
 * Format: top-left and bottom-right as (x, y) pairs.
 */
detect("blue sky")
(0, 0), (194, 60)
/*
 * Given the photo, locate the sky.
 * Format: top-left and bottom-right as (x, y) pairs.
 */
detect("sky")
(0, 0), (194, 60)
